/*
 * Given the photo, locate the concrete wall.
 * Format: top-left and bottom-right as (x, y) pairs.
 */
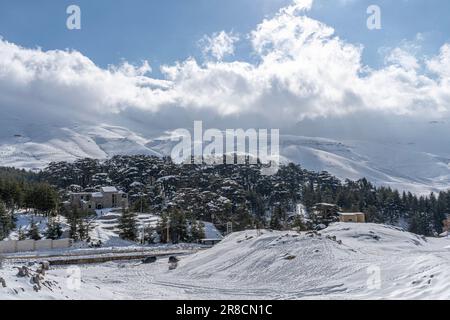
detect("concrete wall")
(52, 239), (71, 249)
(35, 239), (53, 251)
(0, 239), (71, 254)
(16, 240), (35, 252)
(0, 241), (16, 254)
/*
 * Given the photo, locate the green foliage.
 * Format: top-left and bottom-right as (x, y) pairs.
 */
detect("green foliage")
(2, 154), (448, 239)
(62, 206), (92, 241)
(189, 220), (205, 242)
(118, 209), (138, 242)
(0, 202), (15, 240)
(270, 206), (284, 230)
(27, 219), (41, 241)
(45, 218), (63, 240)
(18, 227), (26, 241)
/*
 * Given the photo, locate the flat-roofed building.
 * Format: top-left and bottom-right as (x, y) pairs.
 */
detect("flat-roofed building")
(338, 212), (366, 223)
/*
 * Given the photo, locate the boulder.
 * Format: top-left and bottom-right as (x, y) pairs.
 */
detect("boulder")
(169, 262), (178, 271)
(39, 261), (50, 271)
(142, 256), (157, 264)
(16, 266), (30, 277)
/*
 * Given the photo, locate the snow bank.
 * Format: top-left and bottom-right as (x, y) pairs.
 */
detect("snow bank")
(1, 223), (448, 300)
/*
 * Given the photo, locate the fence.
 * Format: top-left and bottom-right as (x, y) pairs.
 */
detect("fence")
(0, 239), (72, 254)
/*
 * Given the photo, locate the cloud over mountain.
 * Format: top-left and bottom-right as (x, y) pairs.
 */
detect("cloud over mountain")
(0, 0), (450, 129)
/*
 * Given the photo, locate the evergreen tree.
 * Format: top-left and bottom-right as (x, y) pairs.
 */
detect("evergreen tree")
(270, 206), (283, 230)
(45, 218), (63, 240)
(18, 227), (26, 241)
(168, 208), (188, 244)
(409, 212), (433, 236)
(118, 209), (138, 241)
(64, 207), (91, 241)
(27, 219), (41, 240)
(189, 220), (205, 242)
(157, 212), (170, 244)
(0, 202), (14, 240)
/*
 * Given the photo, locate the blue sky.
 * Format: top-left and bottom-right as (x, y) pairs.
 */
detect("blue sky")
(1, 0), (449, 75)
(0, 0), (450, 143)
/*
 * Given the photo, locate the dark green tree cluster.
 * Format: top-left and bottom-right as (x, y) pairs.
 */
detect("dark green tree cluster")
(118, 209), (138, 241)
(38, 156), (450, 237)
(60, 206), (92, 241)
(0, 167), (58, 215)
(0, 202), (15, 240)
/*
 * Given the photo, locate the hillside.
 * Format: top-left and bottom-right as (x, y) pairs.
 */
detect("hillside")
(1, 223), (448, 300)
(1, 123), (450, 194)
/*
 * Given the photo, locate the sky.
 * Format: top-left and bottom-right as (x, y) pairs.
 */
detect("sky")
(1, 0), (449, 72)
(0, 0), (450, 149)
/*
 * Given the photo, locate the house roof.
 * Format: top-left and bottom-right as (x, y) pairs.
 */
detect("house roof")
(101, 187), (118, 193)
(92, 192), (104, 198)
(314, 203), (338, 207)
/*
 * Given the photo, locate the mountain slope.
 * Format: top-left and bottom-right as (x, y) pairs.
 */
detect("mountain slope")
(1, 123), (450, 194)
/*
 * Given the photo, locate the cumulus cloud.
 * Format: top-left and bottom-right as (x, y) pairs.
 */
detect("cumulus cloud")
(0, 0), (450, 131)
(199, 31), (239, 61)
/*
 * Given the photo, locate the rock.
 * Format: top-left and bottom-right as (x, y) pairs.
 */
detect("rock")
(16, 266), (30, 277)
(168, 256), (179, 264)
(169, 262), (178, 271)
(0, 277), (6, 288)
(36, 267), (46, 276)
(284, 255), (296, 261)
(31, 275), (42, 291)
(142, 256), (157, 264)
(39, 261), (50, 271)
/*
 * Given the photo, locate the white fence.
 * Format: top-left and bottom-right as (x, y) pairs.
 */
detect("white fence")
(0, 239), (72, 254)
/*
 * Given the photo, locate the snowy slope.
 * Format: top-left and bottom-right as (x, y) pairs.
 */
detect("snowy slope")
(1, 223), (448, 300)
(280, 136), (450, 194)
(0, 124), (162, 170)
(1, 122), (450, 193)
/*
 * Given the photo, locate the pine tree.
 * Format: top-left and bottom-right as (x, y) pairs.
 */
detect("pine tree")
(270, 206), (283, 230)
(189, 220), (205, 242)
(18, 227), (26, 241)
(409, 212), (433, 236)
(27, 220), (41, 241)
(0, 202), (13, 240)
(45, 218), (63, 240)
(168, 208), (188, 244)
(69, 218), (79, 241)
(118, 209), (138, 241)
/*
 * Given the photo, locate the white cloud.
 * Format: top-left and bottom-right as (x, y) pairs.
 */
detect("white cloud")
(200, 31), (239, 61)
(0, 0), (450, 132)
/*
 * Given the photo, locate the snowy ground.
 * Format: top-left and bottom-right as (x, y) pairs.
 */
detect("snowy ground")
(5, 210), (221, 248)
(1, 223), (449, 300)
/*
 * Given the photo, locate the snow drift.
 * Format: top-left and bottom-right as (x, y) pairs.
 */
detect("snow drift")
(2, 223), (448, 300)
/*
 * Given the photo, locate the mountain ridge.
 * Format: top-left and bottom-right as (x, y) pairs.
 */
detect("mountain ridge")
(1, 123), (450, 195)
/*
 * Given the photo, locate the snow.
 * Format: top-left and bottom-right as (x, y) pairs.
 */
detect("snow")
(203, 222), (224, 240)
(5, 212), (70, 241)
(1, 223), (448, 300)
(100, 187), (118, 193)
(92, 192), (104, 198)
(3, 123), (450, 194)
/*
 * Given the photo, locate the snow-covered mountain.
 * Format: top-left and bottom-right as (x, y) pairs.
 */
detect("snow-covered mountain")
(1, 122), (450, 194)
